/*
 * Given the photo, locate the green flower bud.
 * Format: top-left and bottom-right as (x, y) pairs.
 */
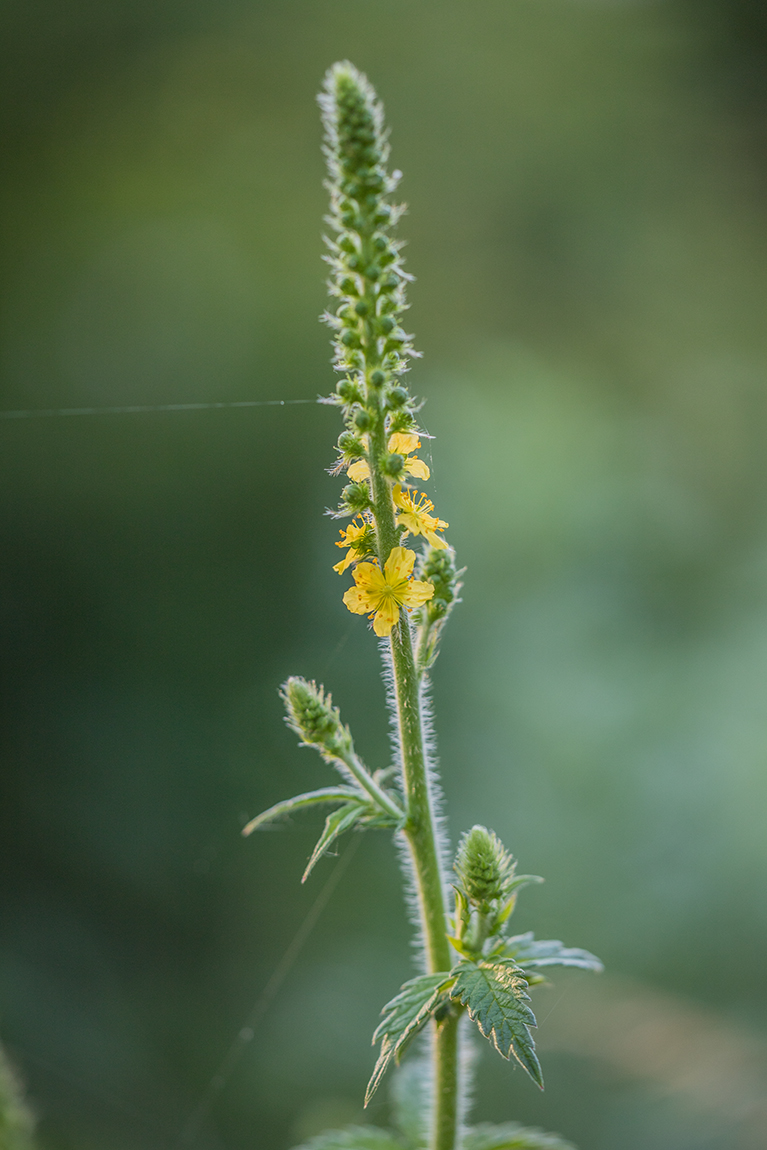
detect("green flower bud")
(387, 386), (409, 408)
(454, 826), (516, 906)
(369, 369), (386, 387)
(281, 677), (350, 757)
(341, 481), (371, 512)
(338, 430), (364, 456)
(336, 378), (362, 404)
(354, 408), (373, 431)
(320, 62), (415, 389)
(382, 452), (404, 478)
(379, 315), (395, 334)
(354, 299), (370, 316)
(389, 410), (416, 433)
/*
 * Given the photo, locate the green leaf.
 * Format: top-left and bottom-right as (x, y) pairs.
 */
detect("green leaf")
(449, 960), (543, 1088)
(366, 972), (454, 1105)
(241, 787), (364, 836)
(463, 1122), (577, 1150)
(303, 802), (369, 882)
(504, 933), (603, 974)
(290, 1126), (405, 1150)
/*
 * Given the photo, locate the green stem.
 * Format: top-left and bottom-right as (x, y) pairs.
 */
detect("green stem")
(368, 427), (458, 1150)
(336, 747), (404, 821)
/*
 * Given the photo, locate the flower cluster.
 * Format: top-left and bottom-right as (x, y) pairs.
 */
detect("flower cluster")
(319, 62), (455, 638)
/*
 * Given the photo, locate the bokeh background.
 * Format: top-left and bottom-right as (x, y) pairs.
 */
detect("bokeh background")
(2, 1), (767, 1147)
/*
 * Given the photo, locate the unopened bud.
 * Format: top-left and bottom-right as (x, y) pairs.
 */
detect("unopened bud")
(454, 825), (515, 906)
(281, 677), (350, 758)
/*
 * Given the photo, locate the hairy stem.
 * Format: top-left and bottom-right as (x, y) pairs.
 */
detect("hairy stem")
(369, 433), (457, 1150)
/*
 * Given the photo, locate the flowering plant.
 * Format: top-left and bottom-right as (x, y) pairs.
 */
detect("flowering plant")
(245, 63), (602, 1150)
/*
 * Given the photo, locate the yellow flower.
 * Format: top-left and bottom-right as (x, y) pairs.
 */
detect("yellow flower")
(387, 432), (421, 455)
(347, 458), (372, 482)
(346, 432), (430, 483)
(393, 486), (448, 548)
(333, 517), (372, 574)
(342, 547), (434, 637)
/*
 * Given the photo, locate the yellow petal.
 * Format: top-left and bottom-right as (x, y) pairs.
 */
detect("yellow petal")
(388, 432), (420, 455)
(384, 546), (416, 584)
(352, 562), (387, 596)
(405, 457), (430, 481)
(424, 530), (448, 549)
(373, 600), (400, 637)
(392, 484), (407, 510)
(401, 579), (435, 608)
(343, 585), (375, 615)
(333, 550), (355, 574)
(347, 460), (370, 482)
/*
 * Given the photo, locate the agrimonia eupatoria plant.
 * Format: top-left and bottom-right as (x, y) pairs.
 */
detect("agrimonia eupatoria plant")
(244, 62), (602, 1150)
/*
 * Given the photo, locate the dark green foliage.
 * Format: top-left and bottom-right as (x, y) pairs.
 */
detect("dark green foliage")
(463, 1124), (577, 1150)
(449, 961), (542, 1089)
(366, 974), (453, 1104)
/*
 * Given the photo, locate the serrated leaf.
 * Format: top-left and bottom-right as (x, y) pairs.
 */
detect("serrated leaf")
(290, 1126), (405, 1150)
(449, 960), (543, 1088)
(302, 802), (369, 882)
(504, 932), (603, 973)
(366, 972), (454, 1105)
(242, 787), (365, 836)
(463, 1122), (577, 1150)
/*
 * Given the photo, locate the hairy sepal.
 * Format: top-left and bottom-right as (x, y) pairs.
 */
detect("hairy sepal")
(366, 972), (454, 1105)
(449, 960), (543, 1089)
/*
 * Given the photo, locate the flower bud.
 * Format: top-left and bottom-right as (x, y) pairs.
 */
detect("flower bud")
(336, 379), (362, 404)
(281, 677), (349, 757)
(341, 482), (371, 513)
(454, 826), (516, 906)
(338, 430), (364, 456)
(382, 452), (404, 478)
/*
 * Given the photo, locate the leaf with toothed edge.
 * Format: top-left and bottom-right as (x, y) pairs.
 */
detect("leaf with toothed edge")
(366, 972), (454, 1105)
(449, 960), (543, 1088)
(241, 787), (368, 836)
(302, 802), (369, 882)
(503, 932), (603, 974)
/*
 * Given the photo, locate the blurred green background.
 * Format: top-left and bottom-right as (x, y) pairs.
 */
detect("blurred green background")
(2, 1), (767, 1147)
